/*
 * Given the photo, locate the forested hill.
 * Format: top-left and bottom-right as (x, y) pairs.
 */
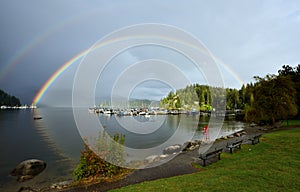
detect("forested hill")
(0, 89), (21, 106)
(161, 64), (300, 125)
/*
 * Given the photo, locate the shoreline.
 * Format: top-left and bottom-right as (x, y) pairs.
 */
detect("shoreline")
(17, 124), (299, 192)
(36, 125), (268, 192)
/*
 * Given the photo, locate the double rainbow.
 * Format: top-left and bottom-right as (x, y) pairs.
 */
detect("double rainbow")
(32, 38), (245, 106)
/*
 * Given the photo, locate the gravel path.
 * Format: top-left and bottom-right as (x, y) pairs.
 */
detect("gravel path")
(58, 149), (200, 192)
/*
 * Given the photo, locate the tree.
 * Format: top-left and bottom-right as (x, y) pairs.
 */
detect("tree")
(246, 75), (297, 125)
(0, 89), (21, 106)
(278, 64), (300, 118)
(278, 65), (294, 76)
(226, 88), (241, 110)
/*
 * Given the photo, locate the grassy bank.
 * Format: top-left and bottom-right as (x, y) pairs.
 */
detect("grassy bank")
(281, 119), (300, 127)
(112, 128), (300, 192)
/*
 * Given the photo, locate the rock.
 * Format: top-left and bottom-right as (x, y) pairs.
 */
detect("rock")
(17, 186), (37, 192)
(189, 146), (196, 151)
(145, 155), (160, 163)
(18, 175), (34, 182)
(190, 141), (197, 146)
(182, 142), (192, 151)
(182, 141), (201, 151)
(163, 144), (181, 154)
(250, 122), (257, 127)
(51, 180), (73, 190)
(11, 159), (46, 182)
(159, 154), (169, 159)
(194, 139), (202, 145)
(258, 128), (268, 131)
(127, 160), (145, 168)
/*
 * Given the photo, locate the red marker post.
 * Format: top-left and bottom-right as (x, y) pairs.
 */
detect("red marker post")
(202, 125), (209, 142)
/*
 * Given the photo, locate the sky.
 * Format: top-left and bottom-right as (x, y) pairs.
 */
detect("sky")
(0, 0), (300, 106)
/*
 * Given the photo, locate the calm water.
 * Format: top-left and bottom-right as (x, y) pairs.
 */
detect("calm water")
(0, 108), (83, 191)
(0, 108), (245, 191)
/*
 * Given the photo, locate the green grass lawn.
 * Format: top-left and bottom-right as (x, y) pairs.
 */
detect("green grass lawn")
(281, 119), (300, 126)
(111, 128), (300, 192)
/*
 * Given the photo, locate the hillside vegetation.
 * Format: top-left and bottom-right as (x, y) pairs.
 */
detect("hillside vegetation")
(161, 64), (300, 125)
(0, 89), (21, 106)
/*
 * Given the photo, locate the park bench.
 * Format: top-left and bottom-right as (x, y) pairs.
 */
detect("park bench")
(249, 134), (262, 145)
(199, 148), (223, 167)
(226, 140), (243, 153)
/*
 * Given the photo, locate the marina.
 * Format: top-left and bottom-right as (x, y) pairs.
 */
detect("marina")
(87, 107), (245, 120)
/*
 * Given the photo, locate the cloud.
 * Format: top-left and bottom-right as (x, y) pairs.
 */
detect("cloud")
(130, 80), (173, 101)
(1, 0), (300, 104)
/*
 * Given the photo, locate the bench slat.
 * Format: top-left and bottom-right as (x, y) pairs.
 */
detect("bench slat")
(199, 148), (223, 166)
(249, 134), (262, 145)
(226, 140), (243, 153)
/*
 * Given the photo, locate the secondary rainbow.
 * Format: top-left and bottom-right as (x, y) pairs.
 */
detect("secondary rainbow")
(0, 11), (98, 83)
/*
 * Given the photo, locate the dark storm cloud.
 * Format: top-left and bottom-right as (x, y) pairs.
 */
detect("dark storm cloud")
(0, 0), (299, 106)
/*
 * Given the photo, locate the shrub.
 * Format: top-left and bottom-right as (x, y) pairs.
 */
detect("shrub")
(73, 132), (129, 182)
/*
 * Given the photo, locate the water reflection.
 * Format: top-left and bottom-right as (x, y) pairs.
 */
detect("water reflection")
(0, 108), (82, 191)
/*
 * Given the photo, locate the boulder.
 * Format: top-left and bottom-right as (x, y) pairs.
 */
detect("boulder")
(163, 144), (181, 154)
(11, 159), (46, 182)
(182, 142), (193, 151)
(159, 154), (169, 159)
(51, 180), (73, 190)
(182, 141), (200, 151)
(145, 155), (160, 163)
(189, 145), (196, 151)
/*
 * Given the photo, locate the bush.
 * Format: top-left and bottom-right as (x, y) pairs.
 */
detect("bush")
(73, 132), (129, 182)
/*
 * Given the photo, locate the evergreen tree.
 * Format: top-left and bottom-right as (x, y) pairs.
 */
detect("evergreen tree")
(0, 89), (21, 106)
(246, 75), (297, 124)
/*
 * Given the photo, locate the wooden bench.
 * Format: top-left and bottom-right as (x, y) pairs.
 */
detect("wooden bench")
(226, 140), (243, 153)
(199, 148), (223, 167)
(249, 134), (262, 145)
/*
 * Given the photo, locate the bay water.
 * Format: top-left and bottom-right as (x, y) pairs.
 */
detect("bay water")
(0, 108), (245, 191)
